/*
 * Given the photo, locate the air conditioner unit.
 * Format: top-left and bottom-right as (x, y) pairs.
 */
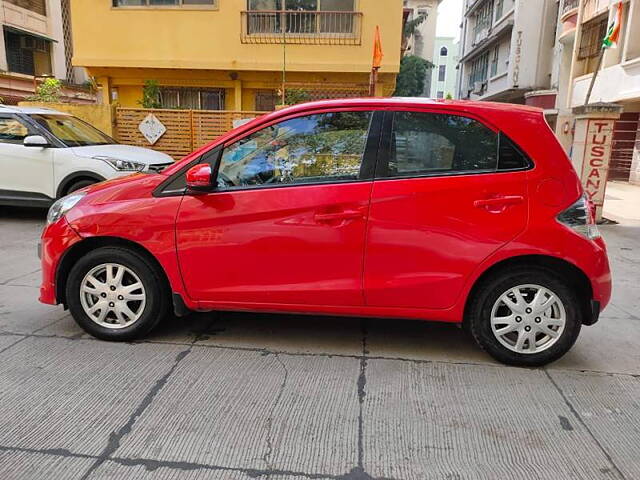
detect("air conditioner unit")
(472, 82), (484, 94)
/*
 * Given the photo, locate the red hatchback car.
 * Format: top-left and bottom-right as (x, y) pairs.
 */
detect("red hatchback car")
(39, 98), (611, 366)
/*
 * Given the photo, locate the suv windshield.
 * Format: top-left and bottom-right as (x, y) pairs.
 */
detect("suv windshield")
(29, 114), (116, 147)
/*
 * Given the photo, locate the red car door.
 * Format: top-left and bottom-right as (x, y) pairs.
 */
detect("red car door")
(176, 109), (381, 308)
(364, 109), (530, 310)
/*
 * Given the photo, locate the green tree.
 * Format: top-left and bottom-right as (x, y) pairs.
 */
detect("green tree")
(139, 80), (162, 108)
(26, 78), (62, 102)
(393, 55), (434, 97)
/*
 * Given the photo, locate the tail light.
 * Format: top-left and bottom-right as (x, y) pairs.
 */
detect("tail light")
(557, 194), (600, 240)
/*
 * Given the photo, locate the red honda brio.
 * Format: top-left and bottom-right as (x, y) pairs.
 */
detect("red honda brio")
(39, 98), (611, 366)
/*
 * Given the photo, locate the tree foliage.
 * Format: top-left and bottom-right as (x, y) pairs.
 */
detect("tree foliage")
(393, 55), (434, 97)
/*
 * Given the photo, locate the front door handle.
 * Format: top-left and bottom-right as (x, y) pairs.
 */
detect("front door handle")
(314, 210), (363, 223)
(474, 195), (524, 209)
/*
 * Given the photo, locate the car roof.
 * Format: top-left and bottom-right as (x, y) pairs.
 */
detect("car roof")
(0, 105), (70, 115)
(269, 97), (544, 116)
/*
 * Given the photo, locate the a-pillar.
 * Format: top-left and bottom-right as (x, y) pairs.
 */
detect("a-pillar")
(570, 102), (623, 221)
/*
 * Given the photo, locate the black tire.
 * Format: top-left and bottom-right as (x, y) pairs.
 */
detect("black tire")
(64, 179), (97, 196)
(466, 266), (582, 367)
(66, 247), (169, 341)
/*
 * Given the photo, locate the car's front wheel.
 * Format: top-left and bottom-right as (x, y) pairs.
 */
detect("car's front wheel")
(66, 247), (169, 341)
(467, 267), (581, 367)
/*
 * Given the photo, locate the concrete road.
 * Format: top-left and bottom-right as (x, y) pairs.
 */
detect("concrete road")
(1, 206), (639, 480)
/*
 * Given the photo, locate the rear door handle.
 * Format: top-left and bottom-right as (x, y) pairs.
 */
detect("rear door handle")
(314, 210), (363, 222)
(474, 195), (524, 209)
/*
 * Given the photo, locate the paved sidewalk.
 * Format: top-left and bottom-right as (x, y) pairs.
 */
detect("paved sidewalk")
(604, 181), (640, 225)
(0, 206), (639, 480)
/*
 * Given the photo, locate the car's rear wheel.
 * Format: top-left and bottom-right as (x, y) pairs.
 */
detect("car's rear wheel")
(66, 247), (169, 341)
(467, 267), (581, 367)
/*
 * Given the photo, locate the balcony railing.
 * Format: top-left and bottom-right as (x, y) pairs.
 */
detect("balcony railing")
(241, 10), (362, 45)
(561, 0), (579, 16)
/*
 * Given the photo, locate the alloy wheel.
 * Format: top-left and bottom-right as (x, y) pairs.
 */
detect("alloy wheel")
(490, 284), (566, 354)
(79, 263), (146, 329)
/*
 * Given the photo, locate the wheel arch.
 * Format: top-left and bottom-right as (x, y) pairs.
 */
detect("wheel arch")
(56, 171), (106, 199)
(56, 236), (171, 307)
(463, 254), (594, 326)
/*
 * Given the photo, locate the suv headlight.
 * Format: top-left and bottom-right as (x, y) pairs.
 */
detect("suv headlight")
(47, 193), (85, 224)
(94, 156), (145, 172)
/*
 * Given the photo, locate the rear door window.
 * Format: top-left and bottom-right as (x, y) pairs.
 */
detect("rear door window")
(377, 111), (531, 179)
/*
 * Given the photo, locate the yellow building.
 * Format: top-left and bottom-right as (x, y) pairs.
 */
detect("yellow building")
(70, 0), (403, 111)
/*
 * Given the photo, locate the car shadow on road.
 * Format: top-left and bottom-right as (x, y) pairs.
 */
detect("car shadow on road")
(145, 310), (494, 365)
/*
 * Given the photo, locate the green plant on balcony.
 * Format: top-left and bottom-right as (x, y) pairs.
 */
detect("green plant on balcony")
(26, 78), (62, 103)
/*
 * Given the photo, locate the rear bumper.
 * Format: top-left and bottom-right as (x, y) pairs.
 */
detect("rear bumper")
(39, 217), (82, 305)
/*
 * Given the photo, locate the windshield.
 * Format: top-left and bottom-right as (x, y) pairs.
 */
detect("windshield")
(30, 114), (116, 147)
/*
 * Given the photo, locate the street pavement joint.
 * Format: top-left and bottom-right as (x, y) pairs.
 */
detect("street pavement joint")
(544, 369), (627, 480)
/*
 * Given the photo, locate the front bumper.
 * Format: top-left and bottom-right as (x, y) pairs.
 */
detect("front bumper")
(39, 217), (82, 305)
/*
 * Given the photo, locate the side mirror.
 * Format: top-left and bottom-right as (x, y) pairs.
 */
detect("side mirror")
(23, 135), (50, 148)
(186, 164), (214, 192)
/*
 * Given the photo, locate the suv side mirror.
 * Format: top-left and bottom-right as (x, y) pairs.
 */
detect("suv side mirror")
(186, 164), (214, 192)
(23, 135), (50, 148)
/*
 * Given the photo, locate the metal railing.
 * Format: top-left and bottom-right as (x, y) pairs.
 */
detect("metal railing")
(241, 10), (362, 45)
(561, 0), (580, 16)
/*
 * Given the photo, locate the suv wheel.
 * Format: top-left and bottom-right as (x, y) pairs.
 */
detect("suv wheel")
(66, 247), (169, 341)
(65, 179), (97, 196)
(467, 267), (581, 367)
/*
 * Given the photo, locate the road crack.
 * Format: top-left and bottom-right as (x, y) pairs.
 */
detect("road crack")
(262, 352), (289, 478)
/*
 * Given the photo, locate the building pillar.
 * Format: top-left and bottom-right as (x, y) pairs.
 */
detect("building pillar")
(234, 80), (243, 111)
(630, 120), (640, 185)
(571, 103), (624, 221)
(96, 76), (112, 105)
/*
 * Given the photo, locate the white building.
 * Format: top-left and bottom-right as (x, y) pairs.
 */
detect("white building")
(403, 0), (441, 95)
(457, 0), (557, 103)
(563, 0), (640, 184)
(430, 36), (459, 98)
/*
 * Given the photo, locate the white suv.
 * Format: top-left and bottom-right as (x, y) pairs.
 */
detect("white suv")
(0, 105), (173, 207)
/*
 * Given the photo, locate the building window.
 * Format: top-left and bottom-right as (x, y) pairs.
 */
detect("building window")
(5, 0), (46, 16)
(113, 0), (217, 6)
(473, 0), (493, 44)
(246, 0), (356, 34)
(578, 15), (608, 60)
(436, 91), (444, 99)
(468, 51), (489, 90)
(159, 87), (225, 110)
(3, 28), (52, 77)
(490, 45), (499, 77)
(255, 90), (278, 111)
(438, 65), (446, 82)
(440, 46), (448, 56)
(494, 0), (504, 21)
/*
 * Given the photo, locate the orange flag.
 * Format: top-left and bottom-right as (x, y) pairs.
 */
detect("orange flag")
(372, 25), (383, 69)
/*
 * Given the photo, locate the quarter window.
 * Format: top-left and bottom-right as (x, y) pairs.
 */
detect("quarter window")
(382, 112), (498, 178)
(0, 116), (31, 144)
(217, 111), (373, 189)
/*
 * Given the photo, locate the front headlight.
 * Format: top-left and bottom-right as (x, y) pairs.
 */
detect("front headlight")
(94, 156), (145, 172)
(47, 193), (85, 224)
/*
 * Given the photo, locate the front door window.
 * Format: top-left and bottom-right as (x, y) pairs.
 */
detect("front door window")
(217, 111), (373, 189)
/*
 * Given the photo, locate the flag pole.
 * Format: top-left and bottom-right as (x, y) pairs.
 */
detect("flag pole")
(584, 47), (605, 106)
(369, 67), (379, 97)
